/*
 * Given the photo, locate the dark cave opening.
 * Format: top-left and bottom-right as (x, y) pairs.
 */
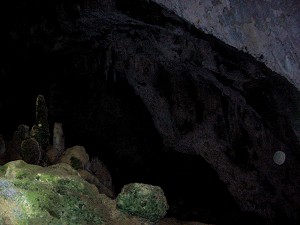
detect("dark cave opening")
(58, 76), (242, 224)
(0, 48), (244, 224)
(50, 70), (245, 224)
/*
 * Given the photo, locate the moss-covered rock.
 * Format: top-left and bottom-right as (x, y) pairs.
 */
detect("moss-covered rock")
(0, 160), (155, 225)
(117, 183), (169, 222)
(0, 160), (106, 225)
(59, 145), (89, 170)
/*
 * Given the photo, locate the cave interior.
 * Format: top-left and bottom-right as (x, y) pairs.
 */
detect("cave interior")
(0, 1), (300, 225)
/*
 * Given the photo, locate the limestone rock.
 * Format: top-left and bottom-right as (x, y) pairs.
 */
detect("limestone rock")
(90, 157), (114, 194)
(0, 160), (105, 224)
(20, 137), (42, 165)
(153, 0), (300, 90)
(46, 122), (65, 164)
(45, 146), (58, 164)
(78, 169), (115, 198)
(0, 160), (158, 225)
(117, 183), (169, 222)
(6, 125), (30, 161)
(52, 122), (65, 158)
(0, 0), (299, 223)
(59, 145), (89, 169)
(30, 95), (50, 150)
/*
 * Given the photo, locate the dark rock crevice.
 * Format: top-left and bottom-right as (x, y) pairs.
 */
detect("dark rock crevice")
(0, 0), (300, 224)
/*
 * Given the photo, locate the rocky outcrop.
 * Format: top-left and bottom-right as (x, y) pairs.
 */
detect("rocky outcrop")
(30, 95), (50, 150)
(59, 145), (90, 169)
(53, 122), (65, 159)
(6, 125), (30, 162)
(152, 0), (300, 90)
(0, 160), (165, 225)
(0, 94), (116, 199)
(117, 183), (169, 222)
(0, 0), (299, 224)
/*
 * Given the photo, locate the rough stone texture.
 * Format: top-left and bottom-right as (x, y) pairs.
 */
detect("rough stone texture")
(52, 122), (65, 158)
(117, 183), (169, 222)
(46, 122), (65, 164)
(46, 146), (60, 164)
(30, 95), (50, 150)
(78, 169), (115, 198)
(59, 145), (90, 170)
(0, 160), (104, 224)
(6, 125), (30, 162)
(152, 0), (300, 90)
(0, 0), (300, 224)
(0, 160), (153, 225)
(90, 157), (114, 196)
(20, 137), (42, 165)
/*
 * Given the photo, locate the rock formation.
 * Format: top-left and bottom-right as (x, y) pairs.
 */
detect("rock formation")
(152, 0), (300, 90)
(0, 160), (167, 225)
(30, 95), (50, 150)
(0, 0), (299, 224)
(53, 122), (65, 158)
(117, 183), (169, 222)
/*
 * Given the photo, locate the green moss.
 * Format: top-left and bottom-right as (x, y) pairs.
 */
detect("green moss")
(70, 156), (82, 170)
(0, 160), (105, 225)
(0, 161), (165, 225)
(116, 183), (168, 222)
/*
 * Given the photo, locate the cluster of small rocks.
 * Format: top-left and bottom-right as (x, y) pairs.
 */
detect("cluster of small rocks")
(0, 95), (114, 198)
(0, 95), (173, 225)
(0, 160), (169, 224)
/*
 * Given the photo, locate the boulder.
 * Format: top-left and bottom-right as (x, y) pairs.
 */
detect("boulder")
(117, 183), (169, 222)
(6, 124), (30, 161)
(78, 169), (115, 198)
(59, 145), (89, 169)
(90, 157), (114, 195)
(0, 160), (156, 225)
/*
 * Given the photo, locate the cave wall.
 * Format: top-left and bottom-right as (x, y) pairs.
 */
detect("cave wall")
(0, 0), (300, 224)
(152, 0), (300, 90)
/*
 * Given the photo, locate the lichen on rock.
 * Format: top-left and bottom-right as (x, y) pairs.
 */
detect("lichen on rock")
(117, 183), (169, 222)
(0, 160), (106, 225)
(0, 160), (158, 225)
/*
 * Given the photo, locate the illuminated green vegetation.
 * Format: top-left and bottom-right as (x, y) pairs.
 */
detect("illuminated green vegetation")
(0, 160), (167, 225)
(0, 160), (105, 225)
(117, 183), (169, 222)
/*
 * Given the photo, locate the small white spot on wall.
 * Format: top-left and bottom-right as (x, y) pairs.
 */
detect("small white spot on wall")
(273, 151), (286, 165)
